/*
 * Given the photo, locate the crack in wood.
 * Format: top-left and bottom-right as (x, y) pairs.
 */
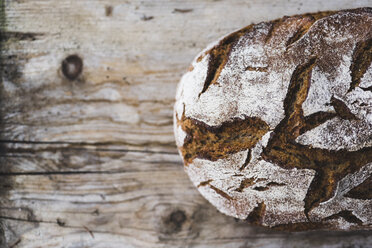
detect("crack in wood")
(0, 216), (44, 224)
(9, 238), (21, 248)
(83, 225), (95, 238)
(0, 170), (129, 176)
(0, 215), (103, 237)
(0, 140), (178, 155)
(0, 31), (44, 42)
(173, 8), (193, 13)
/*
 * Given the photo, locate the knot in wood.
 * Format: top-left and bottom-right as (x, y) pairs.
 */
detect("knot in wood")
(161, 210), (187, 234)
(62, 54), (83, 80)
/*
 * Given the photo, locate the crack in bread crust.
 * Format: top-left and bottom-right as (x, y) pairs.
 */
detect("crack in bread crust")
(235, 177), (255, 192)
(285, 17), (316, 47)
(198, 25), (254, 97)
(246, 202), (266, 225)
(330, 96), (358, 120)
(209, 185), (233, 201)
(266, 11), (336, 44)
(344, 175), (372, 200)
(323, 210), (363, 225)
(360, 86), (372, 92)
(238, 149), (251, 171)
(348, 38), (372, 92)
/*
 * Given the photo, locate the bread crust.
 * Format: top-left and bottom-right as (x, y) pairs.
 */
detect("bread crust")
(174, 8), (372, 230)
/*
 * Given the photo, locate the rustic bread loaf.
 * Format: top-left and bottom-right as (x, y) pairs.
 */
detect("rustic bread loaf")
(174, 8), (372, 231)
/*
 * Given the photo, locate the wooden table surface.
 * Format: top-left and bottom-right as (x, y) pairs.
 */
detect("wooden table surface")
(0, 0), (372, 247)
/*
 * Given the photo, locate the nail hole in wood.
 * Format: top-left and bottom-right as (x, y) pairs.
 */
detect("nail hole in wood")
(62, 54), (83, 80)
(105, 5), (113, 16)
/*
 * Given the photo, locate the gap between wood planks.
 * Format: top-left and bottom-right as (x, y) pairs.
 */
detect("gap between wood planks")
(0, 139), (182, 175)
(0, 215), (103, 240)
(0, 139), (178, 155)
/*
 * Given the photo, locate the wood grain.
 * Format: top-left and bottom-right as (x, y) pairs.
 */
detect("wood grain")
(1, 0), (372, 247)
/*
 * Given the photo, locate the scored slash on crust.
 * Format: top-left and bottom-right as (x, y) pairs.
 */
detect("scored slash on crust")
(348, 38), (372, 92)
(176, 110), (270, 165)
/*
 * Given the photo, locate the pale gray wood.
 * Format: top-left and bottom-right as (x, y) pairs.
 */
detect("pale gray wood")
(1, 0), (372, 247)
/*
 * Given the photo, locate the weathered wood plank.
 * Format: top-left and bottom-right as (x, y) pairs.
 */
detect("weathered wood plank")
(1, 142), (181, 173)
(2, 171), (372, 248)
(2, 0), (370, 145)
(1, 0), (372, 247)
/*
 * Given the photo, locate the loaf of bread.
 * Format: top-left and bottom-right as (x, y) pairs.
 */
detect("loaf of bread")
(174, 8), (372, 231)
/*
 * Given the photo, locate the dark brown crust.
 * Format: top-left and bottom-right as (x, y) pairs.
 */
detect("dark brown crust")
(301, 111), (337, 134)
(252, 182), (286, 191)
(324, 210), (363, 225)
(246, 202), (266, 225)
(330, 96), (358, 120)
(360, 86), (372, 92)
(245, 66), (268, 72)
(272, 221), (331, 231)
(177, 110), (270, 165)
(235, 177), (255, 192)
